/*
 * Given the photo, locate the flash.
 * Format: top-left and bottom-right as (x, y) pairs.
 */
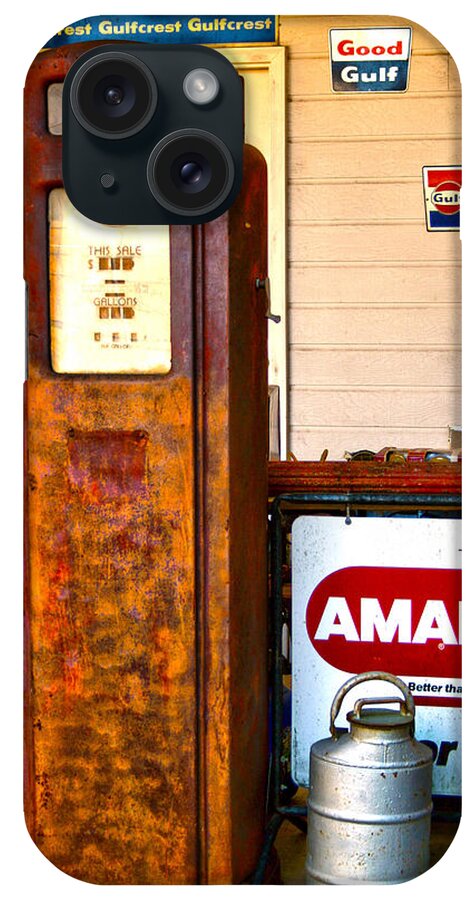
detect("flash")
(183, 68), (219, 105)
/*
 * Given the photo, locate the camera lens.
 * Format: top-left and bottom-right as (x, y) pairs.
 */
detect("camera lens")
(104, 86), (124, 106)
(70, 52), (158, 139)
(180, 162), (202, 185)
(147, 130), (234, 216)
(174, 155), (212, 194)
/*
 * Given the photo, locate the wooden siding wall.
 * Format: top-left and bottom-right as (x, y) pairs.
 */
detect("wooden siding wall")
(279, 16), (462, 459)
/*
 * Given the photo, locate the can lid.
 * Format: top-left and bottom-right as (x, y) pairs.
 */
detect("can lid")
(329, 676), (416, 740)
(347, 706), (413, 729)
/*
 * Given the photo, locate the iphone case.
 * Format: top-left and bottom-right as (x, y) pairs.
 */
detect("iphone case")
(24, 14), (461, 885)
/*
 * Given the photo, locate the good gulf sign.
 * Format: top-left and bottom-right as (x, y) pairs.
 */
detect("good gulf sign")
(329, 27), (412, 92)
(291, 516), (462, 794)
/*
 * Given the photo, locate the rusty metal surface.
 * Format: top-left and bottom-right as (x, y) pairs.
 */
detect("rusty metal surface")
(268, 460), (462, 498)
(197, 153), (269, 882)
(26, 377), (198, 884)
(25, 46), (269, 884)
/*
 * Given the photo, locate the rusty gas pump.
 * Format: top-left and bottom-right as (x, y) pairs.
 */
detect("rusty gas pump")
(25, 46), (269, 885)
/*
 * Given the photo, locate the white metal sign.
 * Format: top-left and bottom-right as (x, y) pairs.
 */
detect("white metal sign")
(329, 27), (412, 92)
(291, 516), (462, 795)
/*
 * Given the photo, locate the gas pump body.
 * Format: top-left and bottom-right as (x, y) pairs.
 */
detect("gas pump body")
(25, 46), (269, 885)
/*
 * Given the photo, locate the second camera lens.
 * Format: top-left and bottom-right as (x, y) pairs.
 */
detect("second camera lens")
(180, 162), (202, 185)
(173, 155), (212, 194)
(147, 130), (234, 216)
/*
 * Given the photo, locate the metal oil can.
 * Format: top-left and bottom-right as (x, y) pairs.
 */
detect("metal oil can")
(306, 672), (433, 885)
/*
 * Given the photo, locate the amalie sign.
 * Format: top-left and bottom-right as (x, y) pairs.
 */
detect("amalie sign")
(306, 565), (461, 682)
(44, 15), (277, 48)
(291, 517), (462, 795)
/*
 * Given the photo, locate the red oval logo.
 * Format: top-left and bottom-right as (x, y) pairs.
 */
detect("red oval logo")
(431, 180), (461, 215)
(305, 566), (461, 677)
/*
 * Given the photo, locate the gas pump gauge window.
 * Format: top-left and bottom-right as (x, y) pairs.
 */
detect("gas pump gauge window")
(49, 190), (171, 374)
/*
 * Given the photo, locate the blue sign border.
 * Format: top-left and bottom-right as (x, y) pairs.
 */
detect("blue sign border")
(44, 15), (277, 48)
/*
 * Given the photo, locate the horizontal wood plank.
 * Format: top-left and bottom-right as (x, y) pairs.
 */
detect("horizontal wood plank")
(291, 386), (461, 428)
(289, 304), (461, 345)
(289, 348), (461, 386)
(448, 56), (461, 90)
(288, 137), (461, 180)
(289, 180), (427, 221)
(289, 95), (461, 139)
(288, 263), (461, 305)
(289, 222), (461, 263)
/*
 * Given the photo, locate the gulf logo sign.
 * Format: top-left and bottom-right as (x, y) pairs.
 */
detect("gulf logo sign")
(423, 166), (462, 231)
(329, 27), (412, 92)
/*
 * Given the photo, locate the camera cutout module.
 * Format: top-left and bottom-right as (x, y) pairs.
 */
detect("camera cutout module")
(62, 44), (243, 225)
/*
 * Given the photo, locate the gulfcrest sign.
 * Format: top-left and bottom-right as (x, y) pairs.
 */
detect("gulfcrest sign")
(44, 15), (277, 47)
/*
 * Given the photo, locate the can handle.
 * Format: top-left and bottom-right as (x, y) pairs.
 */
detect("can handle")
(353, 696), (408, 718)
(330, 671), (415, 740)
